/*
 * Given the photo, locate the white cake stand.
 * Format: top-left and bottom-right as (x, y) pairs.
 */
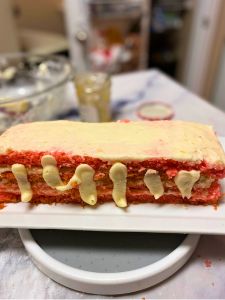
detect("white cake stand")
(19, 229), (200, 295)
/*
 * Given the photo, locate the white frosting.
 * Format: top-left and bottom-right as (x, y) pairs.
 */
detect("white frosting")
(0, 120), (224, 165)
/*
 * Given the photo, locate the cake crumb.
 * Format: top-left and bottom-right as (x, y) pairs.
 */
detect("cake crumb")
(117, 119), (130, 123)
(0, 203), (5, 210)
(204, 259), (212, 268)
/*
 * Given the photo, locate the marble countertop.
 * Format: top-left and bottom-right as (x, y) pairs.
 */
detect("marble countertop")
(1, 70), (225, 299)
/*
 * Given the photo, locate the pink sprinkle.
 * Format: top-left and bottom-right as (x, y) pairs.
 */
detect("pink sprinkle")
(117, 119), (130, 123)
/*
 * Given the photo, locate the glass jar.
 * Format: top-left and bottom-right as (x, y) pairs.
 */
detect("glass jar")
(74, 72), (111, 122)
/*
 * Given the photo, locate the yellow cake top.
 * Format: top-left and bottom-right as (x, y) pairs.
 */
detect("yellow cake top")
(0, 120), (224, 165)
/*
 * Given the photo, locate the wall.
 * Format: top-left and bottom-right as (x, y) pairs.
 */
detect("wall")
(212, 43), (225, 111)
(12, 0), (65, 34)
(0, 0), (20, 53)
(182, 0), (223, 98)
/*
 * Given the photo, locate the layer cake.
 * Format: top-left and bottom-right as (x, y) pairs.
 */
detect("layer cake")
(0, 120), (224, 207)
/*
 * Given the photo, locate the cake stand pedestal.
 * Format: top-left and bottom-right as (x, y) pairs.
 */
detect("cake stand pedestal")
(19, 229), (199, 295)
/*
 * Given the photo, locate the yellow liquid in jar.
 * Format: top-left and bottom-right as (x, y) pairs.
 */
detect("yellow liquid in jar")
(75, 73), (111, 122)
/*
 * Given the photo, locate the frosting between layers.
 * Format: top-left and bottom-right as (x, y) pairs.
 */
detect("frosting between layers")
(0, 120), (224, 165)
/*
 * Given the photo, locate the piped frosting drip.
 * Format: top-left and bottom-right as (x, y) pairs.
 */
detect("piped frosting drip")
(109, 163), (127, 207)
(75, 164), (97, 206)
(41, 155), (97, 205)
(11, 164), (32, 202)
(41, 155), (63, 188)
(175, 170), (200, 198)
(144, 169), (164, 199)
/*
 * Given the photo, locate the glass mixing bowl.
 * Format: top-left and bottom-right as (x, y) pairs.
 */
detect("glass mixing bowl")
(0, 53), (74, 132)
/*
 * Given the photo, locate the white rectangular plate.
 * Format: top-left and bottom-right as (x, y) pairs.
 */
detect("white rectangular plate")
(1, 138), (225, 235)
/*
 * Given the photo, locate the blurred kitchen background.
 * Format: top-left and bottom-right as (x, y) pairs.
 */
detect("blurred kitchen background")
(0, 0), (225, 110)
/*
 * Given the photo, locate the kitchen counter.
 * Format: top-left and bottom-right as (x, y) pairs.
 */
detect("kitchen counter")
(1, 70), (225, 299)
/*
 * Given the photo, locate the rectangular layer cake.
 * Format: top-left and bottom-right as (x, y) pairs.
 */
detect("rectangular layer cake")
(0, 120), (224, 207)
